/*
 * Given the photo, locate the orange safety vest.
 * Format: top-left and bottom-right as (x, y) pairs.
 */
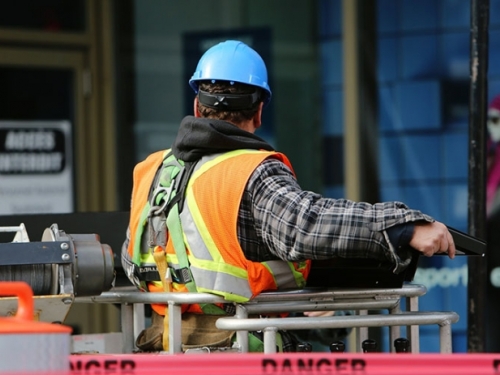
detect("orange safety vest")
(127, 149), (311, 316)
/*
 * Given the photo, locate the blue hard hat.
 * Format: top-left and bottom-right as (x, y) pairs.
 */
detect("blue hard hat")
(189, 40), (272, 106)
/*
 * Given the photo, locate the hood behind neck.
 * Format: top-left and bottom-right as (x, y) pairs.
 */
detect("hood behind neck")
(172, 115), (274, 162)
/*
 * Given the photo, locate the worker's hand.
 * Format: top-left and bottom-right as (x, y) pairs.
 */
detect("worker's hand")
(303, 311), (335, 317)
(409, 221), (456, 259)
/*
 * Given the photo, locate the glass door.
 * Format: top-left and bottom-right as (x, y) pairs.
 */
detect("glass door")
(0, 47), (86, 214)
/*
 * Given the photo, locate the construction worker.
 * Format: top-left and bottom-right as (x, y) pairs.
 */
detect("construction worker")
(121, 40), (456, 353)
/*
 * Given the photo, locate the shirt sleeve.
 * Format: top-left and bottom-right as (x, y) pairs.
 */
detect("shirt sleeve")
(246, 158), (433, 272)
(386, 222), (416, 250)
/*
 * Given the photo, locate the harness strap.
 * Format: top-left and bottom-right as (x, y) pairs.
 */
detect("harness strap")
(146, 151), (225, 316)
(153, 249), (171, 350)
(166, 202), (226, 315)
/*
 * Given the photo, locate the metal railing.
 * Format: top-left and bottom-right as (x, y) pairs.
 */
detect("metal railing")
(75, 283), (459, 354)
(217, 311), (459, 354)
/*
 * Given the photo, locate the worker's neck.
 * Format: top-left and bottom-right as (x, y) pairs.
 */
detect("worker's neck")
(236, 120), (256, 134)
(213, 118), (255, 134)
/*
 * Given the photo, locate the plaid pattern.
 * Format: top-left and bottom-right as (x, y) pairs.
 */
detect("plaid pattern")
(238, 158), (433, 272)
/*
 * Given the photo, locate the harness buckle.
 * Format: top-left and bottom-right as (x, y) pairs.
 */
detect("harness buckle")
(170, 267), (193, 284)
(149, 186), (173, 217)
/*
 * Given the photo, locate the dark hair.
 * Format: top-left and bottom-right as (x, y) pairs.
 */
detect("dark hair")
(196, 81), (263, 123)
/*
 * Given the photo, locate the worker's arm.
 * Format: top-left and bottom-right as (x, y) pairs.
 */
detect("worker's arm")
(248, 159), (439, 269)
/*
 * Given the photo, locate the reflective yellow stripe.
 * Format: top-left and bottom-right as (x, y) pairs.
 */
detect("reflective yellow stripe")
(150, 280), (162, 289)
(183, 192), (222, 262)
(190, 265), (252, 302)
(189, 257), (248, 280)
(140, 252), (155, 265)
(166, 252), (179, 264)
(188, 149), (265, 186)
(262, 261), (304, 289)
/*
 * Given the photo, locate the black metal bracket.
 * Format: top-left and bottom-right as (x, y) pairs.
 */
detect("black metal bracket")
(0, 241), (74, 266)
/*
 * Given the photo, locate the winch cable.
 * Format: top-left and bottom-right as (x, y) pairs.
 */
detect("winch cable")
(0, 264), (53, 295)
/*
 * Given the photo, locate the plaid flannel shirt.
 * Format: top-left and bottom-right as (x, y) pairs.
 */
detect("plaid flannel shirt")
(238, 158), (432, 272)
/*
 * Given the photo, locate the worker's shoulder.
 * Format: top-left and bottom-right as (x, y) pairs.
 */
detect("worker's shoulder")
(132, 149), (170, 175)
(140, 149), (171, 164)
(252, 154), (294, 178)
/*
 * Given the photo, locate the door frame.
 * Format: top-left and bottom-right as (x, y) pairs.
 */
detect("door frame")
(0, 0), (117, 212)
(0, 47), (86, 211)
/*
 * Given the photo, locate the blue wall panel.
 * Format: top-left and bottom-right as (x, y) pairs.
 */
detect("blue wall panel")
(377, 0), (399, 34)
(491, 0), (500, 27)
(443, 183), (468, 231)
(379, 135), (404, 181)
(322, 88), (343, 136)
(490, 31), (500, 77)
(378, 37), (398, 82)
(403, 184), (443, 220)
(441, 32), (470, 78)
(490, 79), (500, 100)
(441, 0), (470, 30)
(401, 134), (441, 180)
(400, 0), (439, 32)
(395, 81), (441, 130)
(400, 35), (440, 79)
(379, 85), (400, 131)
(318, 0), (341, 37)
(442, 132), (468, 179)
(321, 40), (343, 86)
(323, 185), (344, 199)
(380, 185), (405, 202)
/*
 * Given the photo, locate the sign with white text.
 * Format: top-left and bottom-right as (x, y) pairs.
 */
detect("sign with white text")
(0, 121), (73, 214)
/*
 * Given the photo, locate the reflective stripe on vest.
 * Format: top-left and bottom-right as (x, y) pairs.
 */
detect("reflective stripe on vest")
(174, 149), (310, 302)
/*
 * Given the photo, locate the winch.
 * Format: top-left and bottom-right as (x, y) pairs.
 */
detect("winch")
(0, 223), (115, 323)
